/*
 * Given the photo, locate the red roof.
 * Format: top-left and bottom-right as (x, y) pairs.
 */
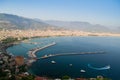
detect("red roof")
(34, 76), (47, 80)
(76, 78), (87, 80)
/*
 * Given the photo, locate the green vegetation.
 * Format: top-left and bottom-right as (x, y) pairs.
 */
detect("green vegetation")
(20, 75), (35, 80)
(1, 37), (29, 44)
(0, 68), (9, 80)
(18, 65), (28, 73)
(0, 69), (7, 77)
(8, 75), (16, 80)
(62, 75), (70, 80)
(2, 37), (18, 44)
(21, 37), (29, 40)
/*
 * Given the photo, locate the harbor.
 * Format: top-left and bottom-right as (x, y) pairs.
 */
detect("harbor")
(27, 41), (106, 61)
(27, 42), (56, 58)
(6, 36), (117, 79)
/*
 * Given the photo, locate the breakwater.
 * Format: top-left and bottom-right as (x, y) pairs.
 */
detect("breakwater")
(27, 42), (56, 58)
(38, 51), (105, 59)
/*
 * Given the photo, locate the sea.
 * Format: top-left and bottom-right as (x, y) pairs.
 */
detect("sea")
(7, 36), (120, 80)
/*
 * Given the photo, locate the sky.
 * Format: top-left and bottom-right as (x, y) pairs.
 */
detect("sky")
(0, 0), (120, 27)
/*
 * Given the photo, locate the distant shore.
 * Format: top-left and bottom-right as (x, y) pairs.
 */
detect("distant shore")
(0, 29), (120, 41)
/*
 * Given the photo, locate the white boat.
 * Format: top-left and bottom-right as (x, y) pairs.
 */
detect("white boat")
(69, 64), (73, 66)
(80, 69), (86, 73)
(51, 61), (56, 64)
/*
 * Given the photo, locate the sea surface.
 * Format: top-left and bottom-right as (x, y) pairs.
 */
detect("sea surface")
(7, 36), (120, 79)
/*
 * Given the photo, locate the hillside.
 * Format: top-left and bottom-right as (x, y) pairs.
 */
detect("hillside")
(0, 13), (119, 33)
(0, 13), (55, 30)
(45, 20), (115, 33)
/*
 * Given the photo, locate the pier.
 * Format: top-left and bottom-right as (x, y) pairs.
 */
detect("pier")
(27, 42), (106, 63)
(37, 51), (105, 59)
(27, 42), (56, 58)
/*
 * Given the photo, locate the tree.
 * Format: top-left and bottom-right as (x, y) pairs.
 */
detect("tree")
(21, 75), (35, 80)
(62, 75), (70, 80)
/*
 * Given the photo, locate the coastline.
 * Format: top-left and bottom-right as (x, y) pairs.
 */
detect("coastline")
(0, 39), (24, 53)
(1, 30), (120, 41)
(0, 36), (114, 79)
(0, 29), (113, 53)
(0, 42), (16, 53)
(0, 39), (38, 80)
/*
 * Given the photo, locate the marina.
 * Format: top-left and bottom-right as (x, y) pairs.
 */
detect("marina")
(27, 41), (105, 63)
(27, 42), (56, 58)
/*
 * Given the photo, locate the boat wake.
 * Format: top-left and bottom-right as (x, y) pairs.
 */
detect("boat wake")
(88, 64), (110, 70)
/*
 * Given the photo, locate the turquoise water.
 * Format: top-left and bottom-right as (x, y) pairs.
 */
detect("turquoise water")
(7, 36), (120, 79)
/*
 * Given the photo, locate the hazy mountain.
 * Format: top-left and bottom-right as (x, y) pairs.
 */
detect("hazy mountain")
(0, 13), (55, 30)
(116, 26), (120, 29)
(116, 27), (120, 33)
(45, 20), (114, 33)
(33, 18), (43, 22)
(0, 13), (119, 33)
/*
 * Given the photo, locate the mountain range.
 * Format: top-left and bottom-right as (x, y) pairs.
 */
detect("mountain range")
(0, 13), (119, 33)
(0, 13), (56, 30)
(45, 20), (113, 33)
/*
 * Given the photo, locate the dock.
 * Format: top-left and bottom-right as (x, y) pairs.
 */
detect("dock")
(27, 42), (106, 64)
(37, 51), (105, 59)
(27, 42), (56, 58)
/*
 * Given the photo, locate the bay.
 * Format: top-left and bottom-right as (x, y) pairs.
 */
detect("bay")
(7, 36), (120, 79)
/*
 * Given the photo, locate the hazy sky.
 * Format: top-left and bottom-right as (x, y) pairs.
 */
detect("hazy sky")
(0, 0), (120, 27)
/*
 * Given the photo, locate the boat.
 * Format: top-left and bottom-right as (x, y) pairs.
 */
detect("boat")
(69, 64), (73, 66)
(44, 54), (48, 57)
(80, 69), (86, 72)
(51, 61), (56, 64)
(88, 64), (110, 70)
(49, 54), (53, 56)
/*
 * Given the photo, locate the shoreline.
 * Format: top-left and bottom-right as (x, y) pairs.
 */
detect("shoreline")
(0, 39), (24, 53)
(1, 30), (120, 41)
(1, 34), (119, 60)
(0, 36), (113, 79)
(0, 42), (16, 53)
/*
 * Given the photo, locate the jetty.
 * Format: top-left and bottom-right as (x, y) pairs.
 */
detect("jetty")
(27, 42), (106, 63)
(37, 51), (105, 59)
(27, 42), (56, 58)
